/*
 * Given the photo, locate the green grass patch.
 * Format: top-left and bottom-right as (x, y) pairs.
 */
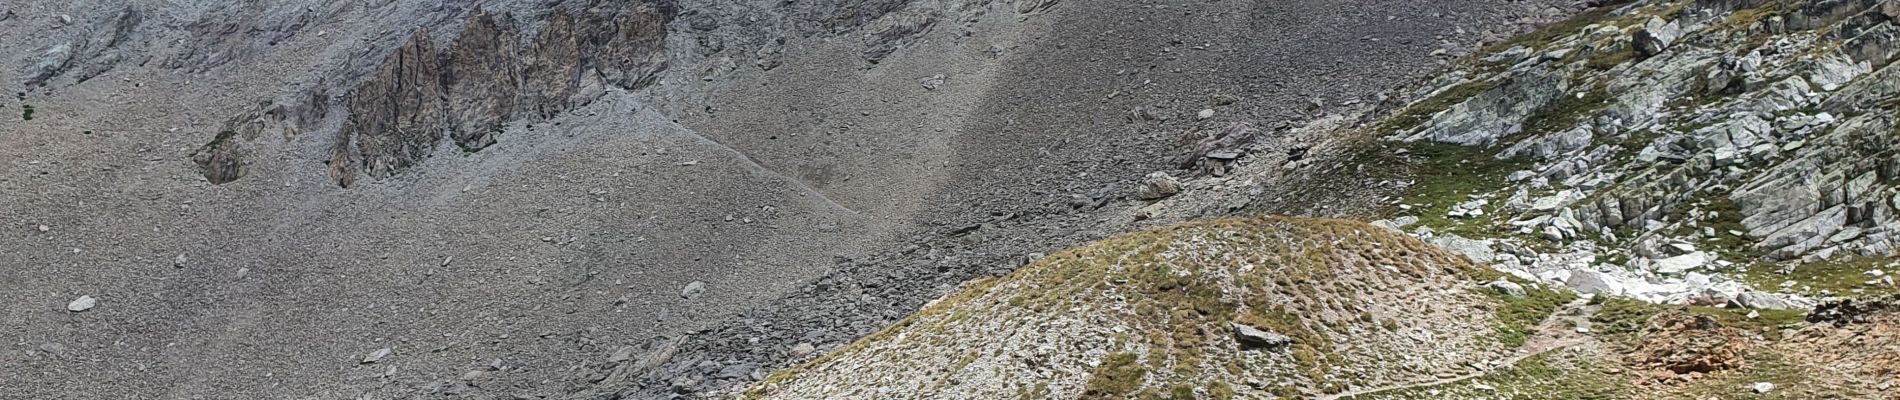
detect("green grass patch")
(1381, 141), (1533, 236)
(1340, 351), (1628, 400)
(1516, 84), (1611, 142)
(1480, 284), (1577, 347)
(1476, 7), (1617, 56)
(1696, 196), (1762, 260)
(1372, 78), (1503, 136)
(1582, 47), (1635, 71)
(1591, 297), (1806, 341)
(1743, 258), (1900, 297)
(1081, 352), (1147, 399)
(1589, 297), (1664, 337)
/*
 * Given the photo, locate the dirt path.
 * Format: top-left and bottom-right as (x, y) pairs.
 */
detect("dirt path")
(1320, 299), (1600, 400)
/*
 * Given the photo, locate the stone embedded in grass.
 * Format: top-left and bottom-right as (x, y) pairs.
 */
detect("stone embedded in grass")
(1230, 322), (1292, 349)
(1486, 280), (1528, 297)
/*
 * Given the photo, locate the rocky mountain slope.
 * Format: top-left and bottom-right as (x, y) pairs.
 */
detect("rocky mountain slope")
(1, 0), (1577, 399)
(743, 0), (1900, 398)
(1357, 0), (1900, 307)
(746, 217), (1572, 399)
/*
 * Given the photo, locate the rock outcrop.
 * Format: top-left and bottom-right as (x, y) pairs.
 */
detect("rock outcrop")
(324, 3), (672, 186)
(20, 6), (142, 87)
(1369, 0), (1900, 303)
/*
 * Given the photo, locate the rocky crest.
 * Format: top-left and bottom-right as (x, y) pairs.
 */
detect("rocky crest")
(327, 4), (672, 187)
(746, 217), (1563, 399)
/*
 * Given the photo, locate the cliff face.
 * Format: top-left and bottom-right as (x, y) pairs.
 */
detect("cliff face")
(442, 8), (521, 152)
(327, 3), (673, 187)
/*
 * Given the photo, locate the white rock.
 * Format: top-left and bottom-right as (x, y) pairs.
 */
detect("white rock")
(1196, 109), (1215, 119)
(1565, 270), (1622, 295)
(66, 295), (96, 312)
(918, 74), (945, 91)
(609, 346), (637, 362)
(362, 347), (393, 364)
(1486, 280), (1527, 297)
(1752, 382), (1774, 394)
(1654, 252), (1712, 274)
(681, 281), (707, 299)
(1667, 242), (1697, 254)
(1429, 234), (1495, 262)
(1542, 226), (1566, 241)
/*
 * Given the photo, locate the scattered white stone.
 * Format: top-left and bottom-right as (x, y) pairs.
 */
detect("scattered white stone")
(362, 348), (393, 364)
(37, 225), (50, 232)
(918, 74), (946, 91)
(1486, 280), (1527, 297)
(609, 346), (637, 362)
(66, 295), (96, 312)
(1196, 109), (1215, 120)
(1565, 270), (1622, 295)
(1231, 322), (1293, 349)
(790, 342), (816, 356)
(681, 281), (707, 299)
(1752, 382), (1774, 394)
(1667, 242), (1697, 254)
(1138, 172), (1181, 200)
(1654, 252), (1712, 275)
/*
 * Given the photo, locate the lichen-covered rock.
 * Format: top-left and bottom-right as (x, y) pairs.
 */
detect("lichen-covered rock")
(1372, 0), (1900, 302)
(1404, 66), (1567, 147)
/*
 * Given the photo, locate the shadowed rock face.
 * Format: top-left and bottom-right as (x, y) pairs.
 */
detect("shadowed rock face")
(443, 8), (520, 152)
(191, 130), (245, 185)
(334, 30), (444, 184)
(324, 2), (673, 187)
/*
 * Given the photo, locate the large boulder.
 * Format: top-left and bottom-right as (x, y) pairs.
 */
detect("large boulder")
(1633, 17), (1683, 58)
